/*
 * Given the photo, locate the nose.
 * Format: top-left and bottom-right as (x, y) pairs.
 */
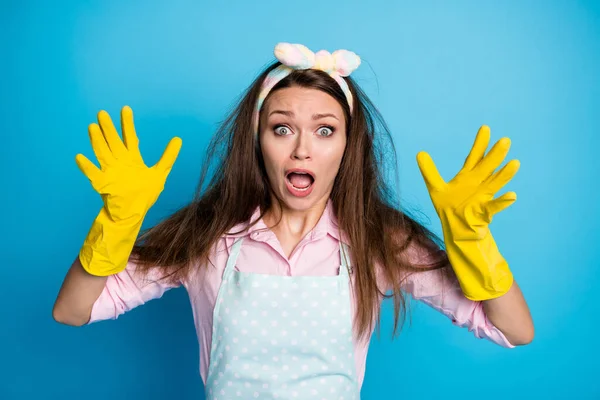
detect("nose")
(291, 132), (311, 161)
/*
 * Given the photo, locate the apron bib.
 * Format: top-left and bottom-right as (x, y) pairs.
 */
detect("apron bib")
(205, 237), (360, 399)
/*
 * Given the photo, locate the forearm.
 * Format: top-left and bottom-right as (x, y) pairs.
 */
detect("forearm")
(482, 280), (534, 346)
(52, 257), (108, 327)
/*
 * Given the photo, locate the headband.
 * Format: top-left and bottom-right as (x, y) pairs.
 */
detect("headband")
(252, 42), (361, 136)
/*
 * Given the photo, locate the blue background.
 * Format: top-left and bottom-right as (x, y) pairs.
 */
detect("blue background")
(2, 0), (598, 398)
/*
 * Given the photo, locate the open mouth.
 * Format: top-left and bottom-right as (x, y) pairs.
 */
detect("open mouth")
(286, 172), (315, 190)
(285, 170), (315, 197)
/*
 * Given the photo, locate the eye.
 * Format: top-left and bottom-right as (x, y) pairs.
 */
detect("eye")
(274, 125), (291, 136)
(318, 126), (335, 137)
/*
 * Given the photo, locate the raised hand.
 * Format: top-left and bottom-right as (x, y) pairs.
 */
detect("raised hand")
(76, 106), (182, 276)
(76, 105), (182, 222)
(416, 125), (519, 300)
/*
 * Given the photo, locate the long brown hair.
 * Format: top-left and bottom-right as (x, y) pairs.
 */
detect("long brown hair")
(132, 61), (450, 341)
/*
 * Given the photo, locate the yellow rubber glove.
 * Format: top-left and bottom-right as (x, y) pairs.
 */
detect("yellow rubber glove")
(416, 125), (520, 301)
(75, 105), (182, 276)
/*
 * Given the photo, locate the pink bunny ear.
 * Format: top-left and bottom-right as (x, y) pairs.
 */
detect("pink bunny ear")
(332, 49), (361, 77)
(274, 42), (315, 69)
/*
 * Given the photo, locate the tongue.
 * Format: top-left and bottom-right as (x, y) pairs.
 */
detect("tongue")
(288, 173), (313, 188)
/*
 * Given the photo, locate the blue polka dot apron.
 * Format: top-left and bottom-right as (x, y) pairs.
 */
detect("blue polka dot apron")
(205, 237), (360, 399)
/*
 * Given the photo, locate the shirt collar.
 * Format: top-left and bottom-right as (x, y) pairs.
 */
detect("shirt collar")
(224, 199), (350, 246)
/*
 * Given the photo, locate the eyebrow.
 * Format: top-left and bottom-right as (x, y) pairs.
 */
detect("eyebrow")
(268, 110), (339, 121)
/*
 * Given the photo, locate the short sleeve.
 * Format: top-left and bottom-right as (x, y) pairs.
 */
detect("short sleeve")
(87, 259), (182, 324)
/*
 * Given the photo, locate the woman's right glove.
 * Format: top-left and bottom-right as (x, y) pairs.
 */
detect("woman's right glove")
(75, 105), (182, 276)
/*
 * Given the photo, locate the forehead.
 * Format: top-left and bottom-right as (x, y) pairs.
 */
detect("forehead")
(264, 87), (344, 116)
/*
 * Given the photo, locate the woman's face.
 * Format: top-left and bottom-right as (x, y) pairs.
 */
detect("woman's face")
(259, 86), (347, 212)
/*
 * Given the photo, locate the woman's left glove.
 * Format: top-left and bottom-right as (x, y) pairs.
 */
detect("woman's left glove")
(416, 125), (520, 301)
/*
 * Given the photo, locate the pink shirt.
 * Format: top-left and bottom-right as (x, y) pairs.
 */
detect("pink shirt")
(87, 200), (515, 389)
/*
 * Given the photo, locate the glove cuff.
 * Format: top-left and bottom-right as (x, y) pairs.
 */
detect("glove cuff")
(443, 227), (514, 301)
(79, 208), (144, 276)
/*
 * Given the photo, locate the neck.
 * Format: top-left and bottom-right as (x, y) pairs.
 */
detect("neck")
(263, 196), (329, 242)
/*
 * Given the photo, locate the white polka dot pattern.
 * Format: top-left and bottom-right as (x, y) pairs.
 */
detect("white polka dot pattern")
(205, 238), (359, 399)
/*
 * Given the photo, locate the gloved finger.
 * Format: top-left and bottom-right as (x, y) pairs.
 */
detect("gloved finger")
(88, 123), (113, 167)
(97, 110), (127, 158)
(460, 125), (490, 173)
(120, 105), (144, 163)
(155, 137), (183, 174)
(486, 159), (520, 194)
(473, 137), (511, 181)
(486, 191), (517, 216)
(416, 151), (446, 192)
(75, 153), (103, 183)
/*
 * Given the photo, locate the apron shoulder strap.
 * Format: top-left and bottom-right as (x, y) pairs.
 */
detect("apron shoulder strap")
(223, 237), (244, 281)
(339, 241), (352, 276)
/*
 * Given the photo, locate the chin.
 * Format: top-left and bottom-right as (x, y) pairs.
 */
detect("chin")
(276, 185), (328, 212)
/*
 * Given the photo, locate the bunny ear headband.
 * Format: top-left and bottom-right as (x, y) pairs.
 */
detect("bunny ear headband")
(253, 42), (362, 136)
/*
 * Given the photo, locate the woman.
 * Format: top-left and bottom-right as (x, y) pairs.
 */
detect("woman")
(53, 43), (534, 398)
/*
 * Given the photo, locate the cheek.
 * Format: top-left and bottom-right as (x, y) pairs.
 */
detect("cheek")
(320, 140), (346, 169)
(260, 140), (285, 175)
